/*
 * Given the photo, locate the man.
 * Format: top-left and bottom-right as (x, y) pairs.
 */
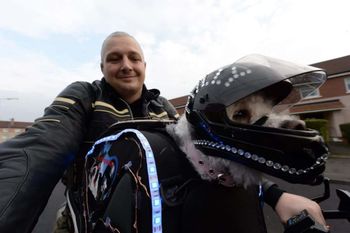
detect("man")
(0, 32), (327, 233)
(0, 32), (178, 233)
(101, 31), (149, 104)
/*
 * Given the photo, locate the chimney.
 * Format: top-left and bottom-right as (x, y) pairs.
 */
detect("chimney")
(9, 118), (15, 128)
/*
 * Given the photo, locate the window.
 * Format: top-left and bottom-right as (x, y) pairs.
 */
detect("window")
(345, 77), (350, 93)
(299, 86), (320, 99)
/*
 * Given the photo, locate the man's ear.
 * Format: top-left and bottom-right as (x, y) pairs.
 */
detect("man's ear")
(100, 63), (104, 72)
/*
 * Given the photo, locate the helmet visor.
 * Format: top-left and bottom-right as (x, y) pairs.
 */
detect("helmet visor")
(273, 70), (327, 113)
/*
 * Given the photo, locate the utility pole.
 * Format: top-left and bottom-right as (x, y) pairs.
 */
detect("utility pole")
(0, 97), (19, 120)
(0, 97), (19, 101)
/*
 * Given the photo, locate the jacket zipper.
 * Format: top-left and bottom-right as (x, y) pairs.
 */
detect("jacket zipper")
(119, 98), (134, 120)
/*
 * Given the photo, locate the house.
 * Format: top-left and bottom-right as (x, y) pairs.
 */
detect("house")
(169, 55), (350, 141)
(288, 55), (350, 140)
(0, 119), (32, 143)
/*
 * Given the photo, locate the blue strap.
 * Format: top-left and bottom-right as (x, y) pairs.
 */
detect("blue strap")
(86, 129), (163, 233)
(258, 183), (264, 208)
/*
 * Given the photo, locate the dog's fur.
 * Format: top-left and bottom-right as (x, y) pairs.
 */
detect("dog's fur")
(167, 91), (305, 188)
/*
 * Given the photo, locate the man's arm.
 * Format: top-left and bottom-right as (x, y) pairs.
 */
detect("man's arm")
(262, 178), (328, 229)
(0, 81), (95, 233)
(275, 192), (328, 228)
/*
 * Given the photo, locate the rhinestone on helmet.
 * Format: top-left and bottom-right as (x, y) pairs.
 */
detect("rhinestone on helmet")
(289, 168), (297, 174)
(231, 147), (237, 153)
(251, 154), (259, 161)
(258, 157), (266, 164)
(266, 160), (273, 167)
(273, 163), (281, 170)
(244, 152), (252, 159)
(296, 169), (305, 175)
(281, 165), (289, 172)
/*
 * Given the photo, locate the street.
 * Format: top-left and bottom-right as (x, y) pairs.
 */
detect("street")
(32, 178), (350, 233)
(264, 177), (350, 233)
(32, 182), (65, 233)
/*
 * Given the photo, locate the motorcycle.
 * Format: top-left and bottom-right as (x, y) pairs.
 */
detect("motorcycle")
(284, 176), (350, 233)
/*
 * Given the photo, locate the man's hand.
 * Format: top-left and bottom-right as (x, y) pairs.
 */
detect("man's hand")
(275, 192), (329, 230)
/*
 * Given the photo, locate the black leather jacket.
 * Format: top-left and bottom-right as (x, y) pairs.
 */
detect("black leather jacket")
(0, 79), (178, 233)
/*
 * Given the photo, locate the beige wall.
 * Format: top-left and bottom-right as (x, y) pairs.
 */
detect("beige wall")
(335, 95), (350, 137)
(0, 128), (25, 143)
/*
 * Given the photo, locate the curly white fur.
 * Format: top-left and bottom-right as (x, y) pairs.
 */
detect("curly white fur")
(166, 92), (305, 188)
(167, 116), (261, 188)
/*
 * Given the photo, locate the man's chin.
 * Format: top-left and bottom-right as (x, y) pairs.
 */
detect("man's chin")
(110, 80), (137, 91)
(116, 86), (142, 102)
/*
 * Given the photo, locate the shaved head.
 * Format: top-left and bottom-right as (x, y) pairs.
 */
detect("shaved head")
(100, 31), (144, 62)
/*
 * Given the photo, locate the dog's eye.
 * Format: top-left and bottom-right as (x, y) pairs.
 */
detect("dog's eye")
(232, 109), (250, 122)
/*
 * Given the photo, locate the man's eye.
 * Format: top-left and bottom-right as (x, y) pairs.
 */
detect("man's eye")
(130, 56), (141, 62)
(107, 56), (121, 62)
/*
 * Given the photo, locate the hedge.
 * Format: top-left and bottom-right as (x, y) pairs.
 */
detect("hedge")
(304, 118), (329, 142)
(339, 122), (350, 143)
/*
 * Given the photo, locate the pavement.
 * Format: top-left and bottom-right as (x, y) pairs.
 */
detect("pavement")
(324, 142), (350, 184)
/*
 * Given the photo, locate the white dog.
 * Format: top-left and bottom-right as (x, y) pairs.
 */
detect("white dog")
(167, 89), (306, 188)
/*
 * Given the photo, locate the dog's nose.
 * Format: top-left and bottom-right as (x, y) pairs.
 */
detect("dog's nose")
(280, 119), (306, 130)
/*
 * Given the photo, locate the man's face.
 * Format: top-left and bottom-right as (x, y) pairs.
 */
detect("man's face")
(101, 36), (146, 103)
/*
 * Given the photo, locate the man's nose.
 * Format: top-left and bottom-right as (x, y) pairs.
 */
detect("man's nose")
(120, 57), (132, 71)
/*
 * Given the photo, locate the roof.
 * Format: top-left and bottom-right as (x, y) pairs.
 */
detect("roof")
(289, 99), (345, 114)
(0, 120), (32, 129)
(311, 55), (350, 76)
(169, 95), (188, 107)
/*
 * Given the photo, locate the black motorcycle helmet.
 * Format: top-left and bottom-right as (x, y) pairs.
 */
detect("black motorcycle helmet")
(186, 54), (329, 184)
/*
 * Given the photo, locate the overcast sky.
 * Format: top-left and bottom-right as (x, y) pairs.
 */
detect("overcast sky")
(0, 0), (349, 122)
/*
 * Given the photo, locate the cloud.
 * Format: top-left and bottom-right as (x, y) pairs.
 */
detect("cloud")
(0, 52), (99, 93)
(0, 0), (350, 121)
(0, 54), (100, 121)
(0, 0), (96, 37)
(0, 35), (100, 121)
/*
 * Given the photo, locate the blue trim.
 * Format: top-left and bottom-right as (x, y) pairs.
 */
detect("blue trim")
(86, 129), (163, 233)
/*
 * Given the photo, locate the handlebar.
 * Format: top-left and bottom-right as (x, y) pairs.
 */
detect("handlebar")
(284, 209), (329, 233)
(284, 176), (350, 233)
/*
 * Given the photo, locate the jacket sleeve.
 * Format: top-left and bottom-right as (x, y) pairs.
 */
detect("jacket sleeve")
(157, 96), (180, 120)
(0, 81), (95, 233)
